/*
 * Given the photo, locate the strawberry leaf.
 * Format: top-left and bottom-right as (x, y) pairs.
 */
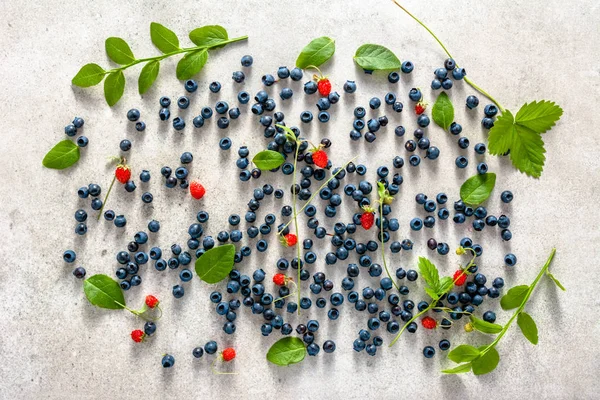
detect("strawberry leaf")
(515, 100), (563, 134)
(418, 257), (440, 293)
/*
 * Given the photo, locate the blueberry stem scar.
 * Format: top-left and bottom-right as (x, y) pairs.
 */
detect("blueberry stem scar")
(391, 0), (506, 113)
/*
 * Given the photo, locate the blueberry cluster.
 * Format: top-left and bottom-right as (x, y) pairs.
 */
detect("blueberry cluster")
(64, 116), (88, 147)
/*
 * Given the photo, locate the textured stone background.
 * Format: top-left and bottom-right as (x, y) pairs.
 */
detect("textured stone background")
(1, 0), (599, 399)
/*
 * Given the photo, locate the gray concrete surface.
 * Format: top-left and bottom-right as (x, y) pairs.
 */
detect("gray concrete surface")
(1, 0), (599, 398)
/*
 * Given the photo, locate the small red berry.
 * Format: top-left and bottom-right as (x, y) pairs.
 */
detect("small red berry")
(115, 165), (131, 184)
(222, 347), (236, 362)
(189, 181), (206, 199)
(317, 78), (331, 97)
(421, 316), (437, 330)
(145, 295), (159, 309)
(453, 270), (467, 286)
(360, 207), (375, 230)
(131, 329), (145, 343)
(312, 149), (328, 169)
(273, 273), (287, 286)
(415, 101), (427, 115)
(284, 233), (297, 246)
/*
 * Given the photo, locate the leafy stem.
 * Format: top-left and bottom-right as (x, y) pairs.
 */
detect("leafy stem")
(106, 36), (248, 74)
(391, 0), (506, 112)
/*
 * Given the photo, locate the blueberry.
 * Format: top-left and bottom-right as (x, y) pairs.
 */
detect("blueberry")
(127, 109), (140, 121)
(172, 284), (185, 298)
(64, 124), (77, 136)
(409, 88), (422, 101)
(450, 122), (463, 135)
(159, 108), (170, 121)
(232, 71), (245, 83)
(474, 142), (486, 154)
(75, 136), (89, 147)
(435, 67), (448, 79)
(277, 66), (290, 79)
(124, 181), (136, 192)
(369, 97), (381, 109)
(452, 67), (466, 80)
(477, 162), (489, 174)
(482, 117), (495, 129)
(114, 215), (126, 227)
(444, 58), (456, 70)
(209, 81), (221, 93)
(441, 78), (453, 90)
(483, 311), (496, 323)
(366, 344), (377, 356)
(72, 267), (86, 279)
(388, 71), (400, 83)
(241, 55), (253, 67)
(501, 190), (514, 203)
(161, 354), (175, 368)
(504, 253), (517, 266)
(501, 229), (512, 241)
(288, 67), (303, 80)
(261, 74), (275, 86)
(144, 321), (156, 335)
(172, 117), (185, 131)
(431, 79), (442, 90)
(344, 80), (357, 93)
(466, 95), (479, 109)
(417, 115), (430, 127)
(304, 81), (318, 94)
(401, 61), (414, 73)
(455, 156), (468, 168)
(119, 139), (131, 152)
(484, 104), (498, 117)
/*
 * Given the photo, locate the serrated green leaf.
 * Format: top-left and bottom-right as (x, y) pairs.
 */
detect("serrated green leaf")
(103, 70), (125, 106)
(189, 25), (228, 47)
(353, 44), (400, 70)
(488, 110), (516, 155)
(138, 61), (160, 94)
(424, 287), (439, 301)
(500, 285), (529, 310)
(442, 363), (472, 374)
(252, 150), (285, 170)
(515, 100), (563, 134)
(438, 276), (454, 295)
(72, 63), (106, 87)
(517, 312), (538, 345)
(296, 37), (335, 69)
(432, 92), (454, 130)
(448, 345), (481, 363)
(509, 128), (546, 178)
(42, 140), (80, 170)
(418, 257), (439, 292)
(176, 49), (208, 80)
(472, 347), (500, 375)
(470, 315), (503, 334)
(194, 244), (235, 284)
(150, 22), (180, 53)
(105, 37), (135, 65)
(83, 274), (125, 310)
(460, 173), (496, 206)
(266, 337), (306, 366)
(546, 272), (566, 291)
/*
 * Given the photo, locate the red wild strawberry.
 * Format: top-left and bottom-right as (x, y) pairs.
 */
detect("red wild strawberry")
(415, 101), (427, 115)
(453, 269), (467, 286)
(317, 78), (331, 97)
(131, 329), (145, 343)
(312, 149), (328, 169)
(222, 348), (236, 362)
(421, 316), (437, 330)
(283, 233), (297, 247)
(115, 164), (131, 184)
(273, 273), (287, 286)
(360, 206), (375, 230)
(189, 181), (206, 199)
(145, 295), (159, 309)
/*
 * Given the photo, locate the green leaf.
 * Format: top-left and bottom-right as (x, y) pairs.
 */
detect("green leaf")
(546, 272), (566, 291)
(432, 92), (454, 130)
(488, 110), (547, 178)
(296, 37), (335, 69)
(252, 150), (285, 170)
(471, 346), (500, 375)
(515, 100), (563, 134)
(470, 316), (503, 334)
(105, 37), (135, 65)
(138, 60), (160, 95)
(447, 345), (481, 363)
(517, 312), (539, 345)
(418, 257), (440, 292)
(150, 22), (180, 53)
(353, 44), (400, 70)
(424, 287), (439, 301)
(176, 49), (208, 80)
(103, 70), (125, 106)
(42, 140), (80, 170)
(500, 285), (529, 310)
(72, 63), (106, 87)
(83, 274), (125, 310)
(189, 25), (228, 47)
(460, 173), (496, 206)
(442, 363), (472, 374)
(266, 337), (306, 366)
(195, 244), (235, 284)
(438, 276), (454, 295)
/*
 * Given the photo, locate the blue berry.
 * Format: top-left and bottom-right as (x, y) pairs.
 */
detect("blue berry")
(504, 253), (517, 266)
(452, 67), (466, 80)
(401, 61), (414, 73)
(441, 78), (453, 90)
(483, 311), (496, 323)
(72, 117), (84, 128)
(159, 108), (170, 121)
(344, 80), (357, 93)
(455, 156), (468, 168)
(290, 67), (303, 81)
(73, 267), (86, 279)
(431, 79), (442, 90)
(482, 117), (495, 129)
(232, 71), (245, 83)
(466, 95), (479, 109)
(127, 109), (140, 121)
(484, 104), (498, 117)
(423, 346), (436, 358)
(477, 162), (489, 174)
(209, 81), (221, 93)
(388, 71), (400, 83)
(241, 55), (253, 67)
(161, 354), (175, 368)
(65, 124), (77, 136)
(76, 136), (89, 147)
(501, 190), (514, 203)
(172, 285), (185, 298)
(119, 139), (131, 152)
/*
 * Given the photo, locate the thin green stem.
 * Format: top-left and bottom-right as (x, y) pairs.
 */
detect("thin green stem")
(96, 175), (116, 220)
(391, 0), (506, 112)
(481, 248), (556, 354)
(106, 35), (249, 74)
(379, 201), (400, 291)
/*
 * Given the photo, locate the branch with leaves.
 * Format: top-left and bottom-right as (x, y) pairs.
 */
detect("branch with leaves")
(444, 248), (564, 375)
(72, 23), (248, 106)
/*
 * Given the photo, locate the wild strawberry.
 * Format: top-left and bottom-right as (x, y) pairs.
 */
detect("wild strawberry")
(145, 295), (159, 309)
(281, 233), (297, 247)
(317, 78), (331, 97)
(131, 329), (145, 343)
(360, 206), (375, 230)
(421, 316), (437, 330)
(415, 100), (428, 115)
(189, 181), (206, 199)
(115, 163), (131, 184)
(222, 348), (236, 362)
(312, 149), (328, 168)
(273, 273), (288, 286)
(453, 269), (467, 286)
